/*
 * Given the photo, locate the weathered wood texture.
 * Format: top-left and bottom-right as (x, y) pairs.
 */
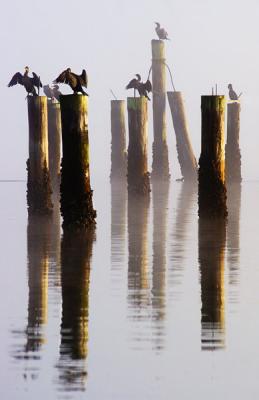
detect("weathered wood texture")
(198, 96), (227, 218)
(167, 91), (198, 181)
(27, 96), (53, 215)
(110, 100), (127, 180)
(47, 100), (61, 192)
(151, 39), (170, 180)
(60, 95), (96, 229)
(60, 227), (95, 360)
(199, 218), (226, 350)
(225, 103), (241, 183)
(127, 97), (150, 195)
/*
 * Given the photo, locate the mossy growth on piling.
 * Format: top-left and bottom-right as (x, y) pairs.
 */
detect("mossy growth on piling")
(198, 96), (227, 219)
(60, 95), (96, 229)
(27, 159), (53, 215)
(127, 97), (151, 195)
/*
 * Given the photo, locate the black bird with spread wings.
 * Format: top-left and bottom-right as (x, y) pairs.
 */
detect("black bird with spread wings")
(54, 68), (88, 95)
(126, 74), (152, 100)
(8, 66), (42, 96)
(155, 22), (170, 40)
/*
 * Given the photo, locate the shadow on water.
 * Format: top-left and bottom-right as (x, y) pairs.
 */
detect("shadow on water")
(11, 210), (60, 382)
(227, 183), (241, 302)
(56, 227), (95, 393)
(151, 181), (170, 351)
(198, 217), (226, 351)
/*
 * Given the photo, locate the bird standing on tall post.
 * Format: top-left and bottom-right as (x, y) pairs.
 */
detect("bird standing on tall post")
(54, 68), (88, 95)
(8, 66), (42, 96)
(155, 22), (170, 40)
(228, 84), (242, 101)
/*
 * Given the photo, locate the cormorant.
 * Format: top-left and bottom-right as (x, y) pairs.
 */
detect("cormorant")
(43, 84), (62, 102)
(155, 22), (170, 40)
(8, 66), (42, 96)
(54, 68), (88, 95)
(228, 84), (241, 100)
(126, 74), (152, 100)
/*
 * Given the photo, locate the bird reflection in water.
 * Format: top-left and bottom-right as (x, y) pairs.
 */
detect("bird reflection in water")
(227, 183), (241, 302)
(57, 227), (95, 392)
(151, 181), (170, 351)
(199, 217), (226, 351)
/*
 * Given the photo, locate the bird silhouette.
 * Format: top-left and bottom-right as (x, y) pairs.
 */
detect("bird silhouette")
(126, 74), (152, 100)
(54, 68), (88, 95)
(8, 66), (42, 96)
(43, 84), (62, 102)
(228, 84), (242, 101)
(52, 85), (62, 101)
(155, 22), (170, 40)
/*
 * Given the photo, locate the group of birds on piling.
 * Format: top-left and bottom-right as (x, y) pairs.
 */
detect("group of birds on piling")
(8, 66), (88, 98)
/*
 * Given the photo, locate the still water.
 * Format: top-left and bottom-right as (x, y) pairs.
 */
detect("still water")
(1, 179), (259, 399)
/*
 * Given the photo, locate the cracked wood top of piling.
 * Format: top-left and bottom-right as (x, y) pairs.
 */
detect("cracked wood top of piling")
(201, 95), (225, 112)
(127, 97), (148, 110)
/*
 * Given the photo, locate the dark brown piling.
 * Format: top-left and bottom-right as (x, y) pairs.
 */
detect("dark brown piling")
(110, 100), (127, 180)
(198, 96), (227, 218)
(127, 97), (150, 195)
(151, 39), (170, 180)
(225, 102), (242, 183)
(167, 91), (198, 181)
(27, 96), (53, 215)
(199, 218), (226, 350)
(59, 95), (96, 229)
(47, 100), (61, 193)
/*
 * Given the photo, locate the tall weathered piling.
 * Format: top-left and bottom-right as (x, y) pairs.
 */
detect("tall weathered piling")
(151, 39), (170, 180)
(199, 218), (226, 350)
(110, 100), (127, 180)
(167, 91), (198, 181)
(60, 95), (96, 229)
(47, 100), (61, 193)
(127, 97), (150, 195)
(199, 96), (227, 218)
(225, 102), (241, 183)
(27, 96), (53, 214)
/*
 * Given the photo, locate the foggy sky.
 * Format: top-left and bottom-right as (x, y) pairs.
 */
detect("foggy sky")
(2, 0), (259, 184)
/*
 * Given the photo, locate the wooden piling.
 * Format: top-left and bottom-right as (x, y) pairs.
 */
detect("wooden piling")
(151, 39), (170, 180)
(59, 95), (96, 229)
(199, 96), (227, 218)
(225, 102), (241, 183)
(167, 91), (198, 181)
(110, 100), (127, 180)
(127, 97), (150, 195)
(27, 96), (53, 215)
(47, 100), (61, 193)
(199, 218), (226, 350)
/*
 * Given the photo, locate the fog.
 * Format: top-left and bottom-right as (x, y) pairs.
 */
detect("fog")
(2, 0), (259, 184)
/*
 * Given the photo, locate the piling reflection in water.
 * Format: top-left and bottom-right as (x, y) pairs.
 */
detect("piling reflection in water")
(198, 218), (226, 351)
(57, 227), (95, 392)
(111, 182), (127, 280)
(169, 183), (197, 290)
(227, 183), (241, 300)
(128, 194), (150, 310)
(151, 181), (169, 350)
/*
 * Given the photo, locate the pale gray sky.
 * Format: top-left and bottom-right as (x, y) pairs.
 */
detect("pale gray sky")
(2, 0), (259, 182)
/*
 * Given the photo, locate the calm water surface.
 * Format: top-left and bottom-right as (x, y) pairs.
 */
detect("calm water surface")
(1, 179), (259, 399)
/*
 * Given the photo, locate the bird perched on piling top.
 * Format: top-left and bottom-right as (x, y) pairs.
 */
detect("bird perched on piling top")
(228, 84), (242, 101)
(8, 66), (42, 96)
(126, 74), (152, 100)
(54, 68), (88, 95)
(43, 84), (62, 102)
(155, 22), (170, 40)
